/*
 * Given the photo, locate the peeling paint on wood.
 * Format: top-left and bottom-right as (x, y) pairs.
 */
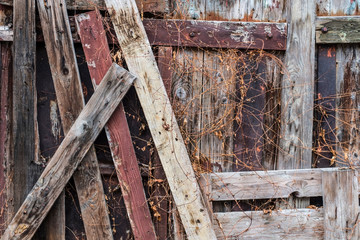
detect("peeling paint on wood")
(316, 16), (360, 43)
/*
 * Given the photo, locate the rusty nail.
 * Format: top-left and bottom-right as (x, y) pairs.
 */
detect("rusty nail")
(321, 27), (328, 33)
(189, 32), (195, 37)
(267, 33), (273, 39)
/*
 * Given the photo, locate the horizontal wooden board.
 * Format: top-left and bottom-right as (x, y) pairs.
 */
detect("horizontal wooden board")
(143, 19), (287, 50)
(207, 167), (360, 201)
(214, 209), (324, 239)
(2, 18), (287, 50)
(316, 16), (360, 43)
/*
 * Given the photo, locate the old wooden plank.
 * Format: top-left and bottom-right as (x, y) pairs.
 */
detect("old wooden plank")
(105, 0), (216, 239)
(75, 10), (157, 240)
(208, 168), (324, 201)
(314, 45), (336, 168)
(316, 16), (360, 43)
(335, 45), (360, 167)
(1, 64), (135, 240)
(322, 169), (359, 239)
(277, 0), (315, 208)
(36, 1), (113, 239)
(0, 0), (169, 12)
(316, 0), (360, 16)
(144, 19), (287, 50)
(0, 42), (11, 233)
(11, 0), (43, 227)
(214, 209), (324, 239)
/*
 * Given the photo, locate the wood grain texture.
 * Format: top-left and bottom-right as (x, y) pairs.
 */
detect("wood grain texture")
(1, 64), (135, 240)
(277, 0), (315, 208)
(75, 10), (157, 240)
(316, 16), (360, 43)
(11, 0), (43, 226)
(105, 0), (216, 239)
(213, 209), (324, 239)
(0, 42), (11, 233)
(36, 1), (113, 239)
(322, 169), (359, 239)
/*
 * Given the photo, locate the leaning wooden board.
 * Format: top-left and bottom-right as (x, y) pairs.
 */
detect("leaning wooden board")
(105, 0), (217, 239)
(1, 64), (135, 240)
(36, 0), (113, 239)
(75, 10), (157, 240)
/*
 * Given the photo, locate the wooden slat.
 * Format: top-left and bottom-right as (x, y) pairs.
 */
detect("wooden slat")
(214, 209), (324, 239)
(11, 0), (43, 230)
(105, 0), (216, 239)
(322, 169), (359, 239)
(277, 0), (315, 208)
(316, 16), (360, 43)
(0, 42), (11, 233)
(208, 168), (323, 201)
(144, 19), (287, 50)
(75, 10), (157, 240)
(36, 1), (113, 239)
(1, 64), (135, 240)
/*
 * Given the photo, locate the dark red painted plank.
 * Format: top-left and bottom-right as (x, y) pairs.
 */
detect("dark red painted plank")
(75, 10), (156, 240)
(143, 19), (287, 50)
(314, 46), (336, 168)
(233, 55), (265, 171)
(0, 42), (11, 234)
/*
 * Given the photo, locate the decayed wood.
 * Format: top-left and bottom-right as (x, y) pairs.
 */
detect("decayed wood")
(105, 0), (216, 239)
(316, 16), (360, 44)
(208, 168), (324, 201)
(75, 10), (157, 240)
(144, 19), (287, 50)
(277, 0), (315, 208)
(213, 209), (324, 239)
(11, 0), (43, 225)
(322, 169), (359, 239)
(0, 42), (11, 233)
(1, 63), (135, 240)
(36, 1), (113, 239)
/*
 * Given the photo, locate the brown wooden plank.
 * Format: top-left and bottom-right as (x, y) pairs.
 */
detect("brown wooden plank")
(36, 1), (113, 239)
(75, 10), (157, 240)
(143, 19), (287, 50)
(316, 16), (360, 43)
(322, 169), (359, 239)
(214, 209), (324, 239)
(105, 0), (216, 239)
(1, 64), (135, 240)
(314, 45), (336, 168)
(0, 42), (11, 233)
(277, 0), (315, 208)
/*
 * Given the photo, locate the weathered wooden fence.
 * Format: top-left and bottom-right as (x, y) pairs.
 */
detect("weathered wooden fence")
(0, 0), (360, 239)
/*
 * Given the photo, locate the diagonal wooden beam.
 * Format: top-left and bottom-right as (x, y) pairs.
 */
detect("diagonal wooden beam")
(104, 0), (217, 239)
(0, 63), (135, 240)
(36, 0), (113, 239)
(75, 10), (157, 240)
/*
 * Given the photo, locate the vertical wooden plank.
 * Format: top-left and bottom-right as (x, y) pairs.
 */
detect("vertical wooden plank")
(11, 0), (43, 225)
(322, 169), (359, 239)
(0, 41), (11, 233)
(314, 45), (336, 168)
(277, 0), (315, 207)
(75, 10), (157, 240)
(105, 0), (217, 239)
(36, 1), (113, 239)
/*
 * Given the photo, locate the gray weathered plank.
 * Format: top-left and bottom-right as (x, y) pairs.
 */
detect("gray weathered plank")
(105, 0), (216, 239)
(277, 0), (315, 208)
(36, 0), (113, 239)
(316, 16), (360, 43)
(322, 169), (359, 239)
(0, 63), (135, 240)
(214, 209), (324, 239)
